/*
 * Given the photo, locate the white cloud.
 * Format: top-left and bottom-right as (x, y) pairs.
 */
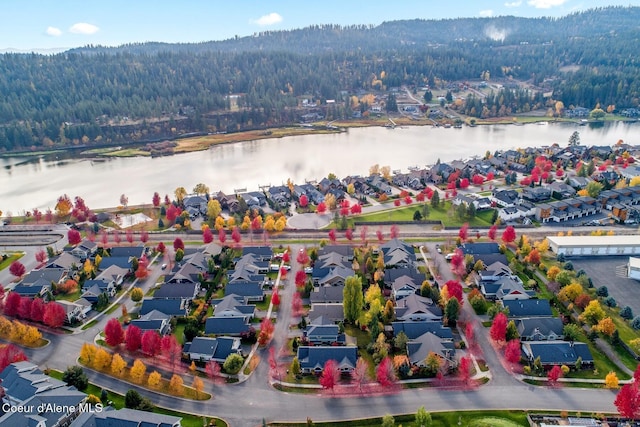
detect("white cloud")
(253, 12), (283, 26)
(69, 22), (100, 35)
(527, 0), (567, 8)
(45, 26), (62, 37)
(479, 9), (494, 17)
(505, 1), (522, 7)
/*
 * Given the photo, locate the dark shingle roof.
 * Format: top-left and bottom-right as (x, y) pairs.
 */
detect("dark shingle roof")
(504, 299), (553, 318)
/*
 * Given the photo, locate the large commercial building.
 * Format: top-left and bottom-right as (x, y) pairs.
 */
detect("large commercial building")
(547, 235), (640, 258)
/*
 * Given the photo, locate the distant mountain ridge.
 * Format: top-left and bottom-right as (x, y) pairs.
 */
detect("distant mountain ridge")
(66, 6), (640, 56)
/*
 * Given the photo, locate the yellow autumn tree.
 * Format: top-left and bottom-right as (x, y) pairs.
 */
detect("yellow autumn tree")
(192, 376), (204, 398)
(147, 370), (162, 389)
(0, 316), (14, 338)
(275, 217), (286, 231)
(111, 353), (127, 376)
(546, 266), (561, 281)
(130, 359), (147, 384)
(83, 259), (93, 275)
(189, 361), (197, 372)
(605, 371), (619, 389)
(80, 343), (97, 365)
(558, 283), (583, 303)
(241, 215), (251, 230)
(214, 215), (225, 230)
(535, 238), (550, 253)
(263, 216), (275, 232)
(169, 374), (184, 396)
(227, 216), (236, 228)
(11, 321), (26, 343)
(629, 176), (640, 187)
(324, 193), (337, 210)
(596, 317), (616, 337)
(23, 325), (42, 346)
(94, 348), (112, 370)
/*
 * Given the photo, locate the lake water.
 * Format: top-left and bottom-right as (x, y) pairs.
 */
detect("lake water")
(2, 121), (639, 214)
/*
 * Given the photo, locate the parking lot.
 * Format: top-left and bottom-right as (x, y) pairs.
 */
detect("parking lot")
(571, 257), (640, 317)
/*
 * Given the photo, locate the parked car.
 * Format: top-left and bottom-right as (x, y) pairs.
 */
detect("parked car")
(445, 253), (456, 261)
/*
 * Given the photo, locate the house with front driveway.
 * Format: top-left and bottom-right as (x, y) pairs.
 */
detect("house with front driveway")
(95, 264), (128, 288)
(212, 294), (256, 320)
(183, 336), (241, 363)
(303, 320), (344, 345)
(503, 299), (553, 318)
(204, 316), (253, 337)
(392, 321), (453, 341)
(46, 251), (82, 272)
(521, 341), (594, 367)
(296, 345), (358, 374)
(139, 298), (189, 318)
(82, 277), (116, 298)
(56, 299), (92, 324)
(307, 303), (344, 324)
(380, 238), (416, 267)
(71, 407), (182, 427)
(394, 294), (442, 322)
(309, 284), (345, 304)
(70, 239), (98, 260)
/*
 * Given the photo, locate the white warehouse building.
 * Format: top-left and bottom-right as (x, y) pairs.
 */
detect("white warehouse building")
(547, 235), (640, 258)
(629, 257), (640, 281)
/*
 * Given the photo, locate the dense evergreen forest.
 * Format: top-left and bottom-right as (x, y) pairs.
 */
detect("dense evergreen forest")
(1, 6), (640, 152)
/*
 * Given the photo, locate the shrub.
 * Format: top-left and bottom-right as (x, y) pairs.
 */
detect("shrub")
(563, 261), (574, 271)
(62, 366), (88, 391)
(603, 297), (617, 308)
(631, 316), (640, 330)
(620, 306), (634, 320)
(596, 286), (609, 297)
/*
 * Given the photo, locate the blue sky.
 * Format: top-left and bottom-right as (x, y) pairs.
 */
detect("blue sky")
(2, 0), (639, 51)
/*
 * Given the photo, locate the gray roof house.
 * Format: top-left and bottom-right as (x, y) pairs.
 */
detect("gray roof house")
(129, 309), (172, 335)
(303, 322), (344, 345)
(392, 321), (453, 341)
(307, 303), (344, 324)
(394, 294), (442, 322)
(184, 336), (241, 363)
(70, 407), (182, 427)
(309, 284), (345, 304)
(522, 341), (594, 367)
(407, 332), (456, 369)
(212, 294), (256, 320)
(204, 316), (252, 337)
(297, 346), (358, 374)
(516, 317), (564, 341)
(139, 298), (189, 317)
(503, 299), (553, 318)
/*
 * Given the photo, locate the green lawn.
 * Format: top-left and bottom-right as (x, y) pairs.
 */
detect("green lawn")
(353, 202), (496, 227)
(0, 252), (24, 271)
(270, 410), (529, 427)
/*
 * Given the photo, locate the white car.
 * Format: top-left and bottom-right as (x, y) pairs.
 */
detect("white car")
(445, 253), (456, 261)
(304, 267), (313, 274)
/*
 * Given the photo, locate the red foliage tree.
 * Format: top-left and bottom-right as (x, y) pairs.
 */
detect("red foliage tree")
(316, 201), (327, 214)
(104, 318), (125, 347)
(125, 325), (142, 352)
(340, 206), (350, 216)
(166, 204), (181, 223)
(459, 223), (469, 241)
(43, 302), (66, 328)
(486, 172), (495, 181)
(141, 330), (161, 356)
(390, 225), (399, 239)
(291, 292), (304, 317)
(504, 339), (521, 363)
(206, 360), (223, 383)
(140, 231), (149, 244)
(35, 249), (47, 265)
(376, 357), (397, 387)
(490, 312), (508, 342)
(271, 290), (280, 306)
(173, 238), (185, 251)
(67, 229), (82, 246)
(393, 199), (401, 207)
(360, 225), (368, 243)
(156, 241), (166, 254)
(556, 168), (564, 177)
(345, 228), (353, 241)
(9, 261), (26, 278)
(328, 229), (337, 243)
(299, 194), (308, 208)
(152, 192), (161, 207)
(101, 230), (109, 247)
(416, 192), (425, 202)
(203, 227), (214, 244)
(458, 356), (471, 383)
(33, 208), (42, 223)
(30, 298), (45, 323)
(279, 266), (288, 279)
(257, 317), (275, 346)
(218, 228), (227, 244)
(295, 270), (307, 288)
(0, 344), (27, 372)
(18, 297), (32, 320)
(488, 224), (498, 241)
(472, 174), (485, 185)
(350, 203), (362, 215)
(526, 249), (541, 265)
(232, 227), (242, 244)
(4, 292), (21, 317)
(615, 382), (640, 419)
(126, 229), (134, 245)
(296, 249), (310, 266)
(449, 249), (466, 277)
(319, 359), (341, 392)
(376, 229), (384, 242)
(501, 225), (517, 244)
(282, 251), (290, 263)
(459, 178), (470, 189)
(547, 364), (563, 384)
(465, 322), (475, 347)
(135, 264), (148, 280)
(404, 196), (413, 205)
(113, 230), (121, 244)
(161, 334), (182, 371)
(444, 280), (464, 304)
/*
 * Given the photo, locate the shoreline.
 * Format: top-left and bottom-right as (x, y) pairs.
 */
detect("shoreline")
(2, 115), (632, 160)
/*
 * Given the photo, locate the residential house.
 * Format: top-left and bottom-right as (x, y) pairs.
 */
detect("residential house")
(95, 265), (127, 288)
(516, 317), (564, 341)
(0, 361), (87, 426)
(296, 346), (358, 374)
(392, 321), (453, 341)
(311, 251), (352, 284)
(183, 195), (208, 217)
(242, 246), (273, 262)
(139, 298), (189, 317)
(303, 321), (344, 345)
(380, 238), (416, 267)
(46, 251), (82, 271)
(82, 278), (116, 298)
(212, 294), (256, 320)
(368, 175), (392, 195)
(491, 189), (519, 208)
(547, 181), (576, 199)
(225, 281), (264, 302)
(266, 186), (291, 208)
(535, 196), (601, 223)
(385, 268), (426, 300)
(70, 239), (98, 260)
(11, 280), (52, 298)
(503, 299), (553, 318)
(407, 332), (456, 369)
(309, 284), (345, 304)
(154, 282), (200, 303)
(567, 176), (592, 190)
(183, 336), (241, 363)
(129, 309), (172, 335)
(70, 407), (182, 427)
(307, 303), (344, 324)
(521, 187), (551, 203)
(394, 294), (442, 322)
(522, 341), (594, 367)
(56, 299), (91, 324)
(204, 316), (252, 337)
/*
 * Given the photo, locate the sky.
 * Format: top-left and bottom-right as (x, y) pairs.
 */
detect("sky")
(2, 0), (640, 52)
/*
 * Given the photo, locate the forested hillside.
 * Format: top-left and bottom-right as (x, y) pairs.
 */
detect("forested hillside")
(1, 6), (639, 152)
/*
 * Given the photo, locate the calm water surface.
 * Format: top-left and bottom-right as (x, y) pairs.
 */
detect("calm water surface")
(2, 121), (639, 213)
